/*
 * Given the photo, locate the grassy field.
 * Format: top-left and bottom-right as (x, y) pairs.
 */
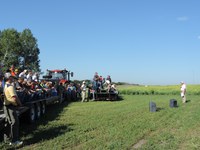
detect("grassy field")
(1, 94), (200, 149)
(118, 84), (200, 95)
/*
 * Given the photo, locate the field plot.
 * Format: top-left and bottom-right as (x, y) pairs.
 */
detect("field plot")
(1, 94), (200, 149)
(118, 84), (200, 95)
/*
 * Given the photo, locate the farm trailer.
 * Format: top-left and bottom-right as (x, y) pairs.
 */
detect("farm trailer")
(95, 92), (118, 101)
(90, 89), (119, 101)
(0, 95), (63, 138)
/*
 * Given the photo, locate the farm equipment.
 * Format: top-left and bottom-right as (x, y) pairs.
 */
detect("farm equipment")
(43, 69), (73, 84)
(0, 90), (62, 133)
(42, 69), (74, 103)
(94, 90), (119, 101)
(0, 68), (74, 141)
(87, 81), (119, 101)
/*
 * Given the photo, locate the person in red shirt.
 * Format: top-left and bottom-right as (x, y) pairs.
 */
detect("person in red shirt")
(10, 65), (16, 76)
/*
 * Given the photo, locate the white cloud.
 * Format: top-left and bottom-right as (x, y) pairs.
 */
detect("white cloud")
(177, 16), (189, 21)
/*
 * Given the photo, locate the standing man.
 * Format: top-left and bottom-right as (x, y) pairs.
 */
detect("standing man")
(180, 81), (186, 103)
(3, 72), (23, 146)
(81, 81), (87, 102)
(93, 72), (99, 91)
(106, 75), (112, 84)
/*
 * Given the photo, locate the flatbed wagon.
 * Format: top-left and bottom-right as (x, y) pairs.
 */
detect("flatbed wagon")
(0, 95), (61, 138)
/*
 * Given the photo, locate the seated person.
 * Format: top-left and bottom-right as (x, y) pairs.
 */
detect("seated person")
(110, 84), (118, 94)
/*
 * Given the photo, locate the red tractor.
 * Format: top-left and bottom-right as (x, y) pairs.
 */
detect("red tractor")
(42, 69), (74, 103)
(43, 69), (73, 84)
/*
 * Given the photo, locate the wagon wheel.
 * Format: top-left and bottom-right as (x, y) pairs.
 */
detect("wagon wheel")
(28, 104), (36, 123)
(35, 102), (41, 119)
(41, 101), (46, 115)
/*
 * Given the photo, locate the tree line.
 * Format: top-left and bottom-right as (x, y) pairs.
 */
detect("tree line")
(0, 28), (40, 72)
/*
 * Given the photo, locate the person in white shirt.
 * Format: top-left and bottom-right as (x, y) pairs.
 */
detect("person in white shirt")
(180, 81), (186, 103)
(26, 71), (33, 82)
(32, 72), (38, 81)
(81, 81), (87, 102)
(19, 69), (28, 79)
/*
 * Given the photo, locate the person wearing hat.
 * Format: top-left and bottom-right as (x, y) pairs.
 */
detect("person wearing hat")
(180, 81), (186, 103)
(14, 69), (19, 78)
(81, 81), (87, 102)
(3, 72), (23, 146)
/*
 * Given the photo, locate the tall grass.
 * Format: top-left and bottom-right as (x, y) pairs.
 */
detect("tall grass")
(118, 84), (200, 95)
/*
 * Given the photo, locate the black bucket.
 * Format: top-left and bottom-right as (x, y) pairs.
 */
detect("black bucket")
(149, 101), (157, 112)
(170, 99), (178, 108)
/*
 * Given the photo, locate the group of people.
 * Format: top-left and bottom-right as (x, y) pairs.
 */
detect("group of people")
(0, 65), (78, 147)
(3, 67), (62, 104)
(1, 65), (62, 146)
(80, 72), (118, 102)
(0, 64), (188, 147)
(9, 65), (39, 82)
(92, 72), (117, 93)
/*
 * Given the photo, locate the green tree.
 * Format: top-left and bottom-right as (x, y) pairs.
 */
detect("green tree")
(0, 28), (21, 71)
(19, 29), (40, 71)
(0, 28), (40, 72)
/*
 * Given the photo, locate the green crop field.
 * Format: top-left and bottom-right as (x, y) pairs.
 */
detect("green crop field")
(118, 84), (200, 95)
(1, 94), (200, 149)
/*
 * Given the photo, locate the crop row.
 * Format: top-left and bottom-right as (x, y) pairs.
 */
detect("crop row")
(118, 85), (200, 95)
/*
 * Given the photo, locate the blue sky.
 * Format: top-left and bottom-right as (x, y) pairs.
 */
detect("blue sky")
(0, 0), (200, 85)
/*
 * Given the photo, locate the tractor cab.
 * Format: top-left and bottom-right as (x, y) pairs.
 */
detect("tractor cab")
(43, 69), (73, 84)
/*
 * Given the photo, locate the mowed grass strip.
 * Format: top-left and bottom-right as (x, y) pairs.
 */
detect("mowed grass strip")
(1, 95), (200, 149)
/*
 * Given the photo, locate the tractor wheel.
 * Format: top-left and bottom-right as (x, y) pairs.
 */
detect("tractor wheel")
(28, 104), (36, 123)
(35, 102), (41, 119)
(41, 102), (46, 115)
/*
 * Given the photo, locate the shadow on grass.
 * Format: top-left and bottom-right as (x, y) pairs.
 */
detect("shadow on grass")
(1, 124), (74, 150)
(111, 95), (124, 102)
(156, 107), (165, 112)
(186, 99), (191, 103)
(19, 101), (74, 146)
(23, 124), (73, 146)
(0, 99), (78, 149)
